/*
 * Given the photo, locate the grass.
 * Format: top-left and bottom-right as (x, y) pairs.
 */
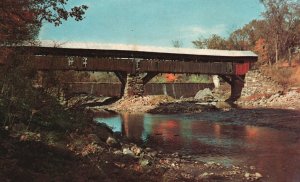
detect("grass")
(261, 62), (300, 88)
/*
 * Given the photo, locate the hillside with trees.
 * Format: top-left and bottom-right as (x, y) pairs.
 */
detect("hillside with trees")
(193, 0), (300, 86)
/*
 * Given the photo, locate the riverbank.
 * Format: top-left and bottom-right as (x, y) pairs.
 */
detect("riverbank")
(0, 120), (264, 182)
(98, 95), (220, 114)
(86, 87), (300, 115)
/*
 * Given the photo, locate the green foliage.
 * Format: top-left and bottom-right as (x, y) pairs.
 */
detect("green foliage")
(193, 34), (228, 50)
(184, 75), (211, 83)
(89, 72), (119, 82)
(0, 0), (89, 133)
(0, 53), (89, 132)
(150, 75), (167, 83)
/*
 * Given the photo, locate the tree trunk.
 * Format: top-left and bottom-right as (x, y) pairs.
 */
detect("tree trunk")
(275, 34), (279, 64)
(288, 47), (292, 67)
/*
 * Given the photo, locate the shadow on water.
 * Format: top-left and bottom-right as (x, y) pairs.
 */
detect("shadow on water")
(95, 108), (300, 182)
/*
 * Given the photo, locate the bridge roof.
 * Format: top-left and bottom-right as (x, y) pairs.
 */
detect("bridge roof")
(21, 41), (258, 62)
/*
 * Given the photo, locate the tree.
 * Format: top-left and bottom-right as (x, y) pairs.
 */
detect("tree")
(193, 34), (228, 49)
(171, 40), (183, 48)
(0, 0), (88, 45)
(254, 38), (271, 65)
(228, 28), (250, 50)
(0, 0), (88, 130)
(260, 0), (300, 64)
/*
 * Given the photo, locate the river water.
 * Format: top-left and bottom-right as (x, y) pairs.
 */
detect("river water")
(95, 112), (300, 182)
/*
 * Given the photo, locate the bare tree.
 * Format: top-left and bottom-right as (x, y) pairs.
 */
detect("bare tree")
(172, 40), (183, 48)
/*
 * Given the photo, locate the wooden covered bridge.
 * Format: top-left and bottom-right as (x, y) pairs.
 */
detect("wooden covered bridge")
(9, 41), (258, 101)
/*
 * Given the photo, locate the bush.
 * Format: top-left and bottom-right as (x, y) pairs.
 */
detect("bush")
(261, 65), (299, 88)
(0, 52), (90, 132)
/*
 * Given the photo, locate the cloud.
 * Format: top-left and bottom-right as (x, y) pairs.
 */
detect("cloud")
(180, 24), (227, 38)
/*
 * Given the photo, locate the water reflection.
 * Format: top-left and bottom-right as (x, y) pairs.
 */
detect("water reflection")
(95, 113), (300, 182)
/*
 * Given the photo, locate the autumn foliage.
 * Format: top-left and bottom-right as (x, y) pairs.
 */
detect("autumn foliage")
(165, 74), (177, 82)
(0, 0), (88, 64)
(254, 38), (270, 65)
(0, 0), (88, 45)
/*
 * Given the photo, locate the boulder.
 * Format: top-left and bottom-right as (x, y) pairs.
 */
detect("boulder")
(122, 148), (135, 157)
(106, 136), (119, 148)
(194, 88), (214, 101)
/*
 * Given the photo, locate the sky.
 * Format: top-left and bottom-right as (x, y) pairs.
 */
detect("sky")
(39, 0), (265, 48)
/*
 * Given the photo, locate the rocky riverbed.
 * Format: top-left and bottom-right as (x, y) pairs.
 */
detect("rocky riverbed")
(236, 69), (300, 109)
(0, 121), (265, 182)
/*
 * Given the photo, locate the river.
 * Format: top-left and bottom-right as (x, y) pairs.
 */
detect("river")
(95, 111), (300, 182)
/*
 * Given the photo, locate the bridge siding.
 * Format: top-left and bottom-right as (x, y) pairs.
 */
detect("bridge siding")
(33, 56), (135, 72)
(33, 56), (236, 75)
(234, 62), (250, 75)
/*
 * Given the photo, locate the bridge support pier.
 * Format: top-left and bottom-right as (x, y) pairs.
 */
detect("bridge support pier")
(114, 72), (158, 98)
(219, 75), (245, 102)
(114, 71), (127, 97)
(124, 74), (144, 97)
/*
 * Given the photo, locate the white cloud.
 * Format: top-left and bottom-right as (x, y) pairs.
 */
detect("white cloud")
(180, 24), (227, 38)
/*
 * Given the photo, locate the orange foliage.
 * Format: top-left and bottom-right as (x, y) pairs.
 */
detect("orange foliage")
(0, 0), (36, 44)
(254, 38), (269, 64)
(165, 74), (177, 82)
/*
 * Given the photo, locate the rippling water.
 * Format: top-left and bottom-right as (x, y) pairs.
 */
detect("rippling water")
(95, 112), (300, 182)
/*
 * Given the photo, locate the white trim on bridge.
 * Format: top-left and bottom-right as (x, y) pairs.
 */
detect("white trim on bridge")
(34, 40), (257, 58)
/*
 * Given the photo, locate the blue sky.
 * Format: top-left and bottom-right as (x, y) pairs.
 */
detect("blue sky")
(39, 0), (264, 48)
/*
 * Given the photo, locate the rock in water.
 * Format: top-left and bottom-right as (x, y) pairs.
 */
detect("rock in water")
(194, 88), (214, 101)
(244, 172), (250, 179)
(255, 172), (263, 179)
(106, 136), (119, 147)
(131, 145), (142, 156)
(139, 159), (149, 167)
(122, 148), (135, 157)
(244, 172), (263, 180)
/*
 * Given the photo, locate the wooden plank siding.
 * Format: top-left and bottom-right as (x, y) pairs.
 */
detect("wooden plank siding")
(32, 56), (135, 72)
(234, 62), (250, 75)
(9, 44), (258, 75)
(139, 60), (233, 74)
(31, 56), (235, 75)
